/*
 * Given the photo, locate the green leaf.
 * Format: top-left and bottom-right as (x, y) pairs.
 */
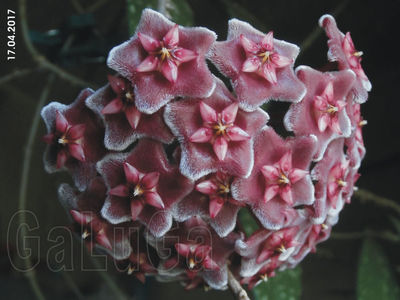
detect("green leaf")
(357, 238), (400, 300)
(126, 0), (193, 35)
(389, 216), (400, 235)
(253, 267), (302, 300)
(238, 207), (260, 237)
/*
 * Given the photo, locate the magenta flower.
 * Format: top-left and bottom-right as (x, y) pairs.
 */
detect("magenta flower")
(58, 178), (132, 259)
(97, 139), (193, 237)
(209, 19), (305, 111)
(107, 9), (216, 114)
(311, 139), (350, 223)
(232, 127), (316, 229)
(86, 75), (174, 150)
(41, 88), (107, 191)
(319, 14), (372, 103)
(152, 217), (238, 290)
(174, 172), (244, 237)
(241, 257), (280, 289)
(284, 66), (355, 161)
(345, 103), (366, 169)
(123, 252), (157, 283)
(165, 78), (269, 180)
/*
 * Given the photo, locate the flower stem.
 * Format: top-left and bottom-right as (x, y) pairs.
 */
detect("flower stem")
(355, 188), (400, 216)
(17, 73), (55, 300)
(19, 0), (97, 88)
(227, 268), (251, 300)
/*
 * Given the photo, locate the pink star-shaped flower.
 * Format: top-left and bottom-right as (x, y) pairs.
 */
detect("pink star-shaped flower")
(311, 139), (350, 223)
(86, 75), (174, 151)
(164, 78), (269, 180)
(232, 127), (316, 230)
(241, 257), (280, 290)
(209, 19), (305, 111)
(319, 14), (372, 103)
(152, 217), (238, 290)
(97, 139), (193, 237)
(58, 178), (132, 259)
(284, 66), (355, 161)
(345, 102), (366, 169)
(41, 89), (107, 191)
(174, 172), (245, 237)
(107, 9), (216, 114)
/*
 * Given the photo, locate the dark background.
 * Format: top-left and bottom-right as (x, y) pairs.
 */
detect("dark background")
(1, 0), (400, 299)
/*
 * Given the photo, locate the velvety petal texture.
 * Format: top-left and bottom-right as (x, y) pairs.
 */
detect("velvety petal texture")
(165, 78), (269, 180)
(232, 127), (317, 230)
(41, 89), (107, 191)
(284, 66), (355, 161)
(319, 14), (371, 103)
(107, 8), (216, 114)
(209, 19), (306, 111)
(86, 75), (174, 151)
(97, 139), (194, 237)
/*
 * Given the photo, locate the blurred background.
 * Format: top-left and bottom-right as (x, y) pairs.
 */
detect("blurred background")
(1, 0), (400, 299)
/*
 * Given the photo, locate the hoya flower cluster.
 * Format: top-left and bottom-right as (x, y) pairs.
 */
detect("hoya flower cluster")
(41, 10), (370, 291)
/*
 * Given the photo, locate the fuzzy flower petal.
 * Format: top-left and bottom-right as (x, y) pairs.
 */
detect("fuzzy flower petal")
(107, 9), (216, 114)
(209, 19), (305, 111)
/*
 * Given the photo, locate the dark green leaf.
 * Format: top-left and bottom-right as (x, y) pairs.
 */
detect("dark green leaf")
(238, 207), (260, 237)
(253, 267), (302, 300)
(389, 216), (400, 235)
(357, 238), (400, 300)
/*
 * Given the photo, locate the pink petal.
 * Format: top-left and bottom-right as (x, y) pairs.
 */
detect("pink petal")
(161, 60), (178, 83)
(136, 55), (159, 73)
(163, 24), (179, 47)
(109, 184), (129, 197)
(209, 197), (224, 218)
(342, 32), (355, 54)
(240, 34), (258, 53)
(135, 273), (146, 284)
(226, 126), (250, 141)
(124, 162), (140, 185)
(271, 53), (292, 68)
(164, 257), (179, 269)
(125, 106), (141, 129)
(264, 184), (279, 202)
(70, 210), (93, 225)
(199, 101), (217, 123)
(330, 115), (342, 134)
(196, 180), (218, 195)
(107, 75), (126, 94)
(194, 245), (211, 260)
(101, 98), (124, 115)
(317, 114), (330, 132)
(130, 200), (144, 221)
(242, 57), (261, 72)
(96, 231), (112, 249)
(141, 172), (160, 189)
(336, 100), (346, 111)
(279, 151), (293, 173)
(262, 63), (277, 84)
(55, 111), (69, 133)
(261, 165), (280, 182)
(138, 32), (161, 52)
(144, 191), (164, 209)
(56, 150), (68, 169)
(256, 248), (272, 264)
(189, 127), (213, 143)
(323, 81), (334, 100)
(289, 168), (308, 183)
(203, 256), (219, 270)
(261, 31), (274, 51)
(213, 136), (228, 161)
(327, 182), (338, 199)
(42, 133), (54, 144)
(314, 95), (327, 110)
(221, 103), (239, 124)
(174, 48), (197, 63)
(68, 124), (85, 140)
(68, 143), (86, 162)
(279, 185), (293, 206)
(175, 243), (191, 257)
